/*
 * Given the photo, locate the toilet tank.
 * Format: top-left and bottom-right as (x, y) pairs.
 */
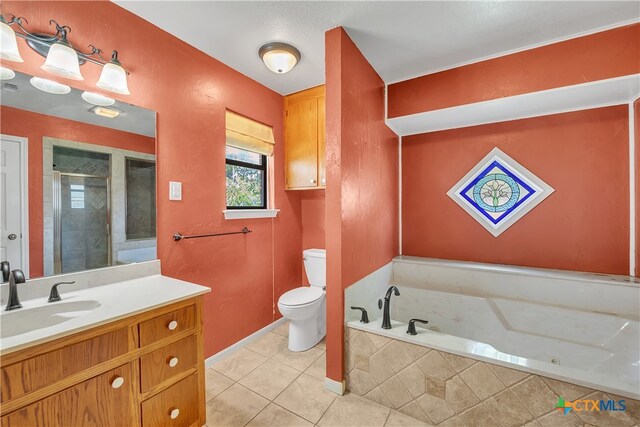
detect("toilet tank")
(303, 249), (326, 288)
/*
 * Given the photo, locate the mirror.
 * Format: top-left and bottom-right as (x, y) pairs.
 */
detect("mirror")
(1, 70), (156, 279)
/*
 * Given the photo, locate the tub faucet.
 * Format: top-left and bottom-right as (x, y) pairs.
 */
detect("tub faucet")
(407, 319), (429, 335)
(5, 269), (25, 311)
(378, 286), (400, 329)
(1, 261), (10, 283)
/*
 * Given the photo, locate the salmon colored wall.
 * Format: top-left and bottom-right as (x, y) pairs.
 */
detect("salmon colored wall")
(403, 106), (630, 275)
(1, 106), (155, 278)
(2, 1), (302, 357)
(388, 24), (640, 117)
(301, 190), (326, 285)
(325, 27), (399, 382)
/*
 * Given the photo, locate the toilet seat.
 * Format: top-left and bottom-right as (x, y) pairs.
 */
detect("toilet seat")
(279, 286), (323, 307)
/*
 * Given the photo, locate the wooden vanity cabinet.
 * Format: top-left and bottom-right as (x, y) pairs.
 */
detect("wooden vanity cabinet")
(1, 364), (137, 427)
(284, 85), (326, 190)
(0, 297), (206, 427)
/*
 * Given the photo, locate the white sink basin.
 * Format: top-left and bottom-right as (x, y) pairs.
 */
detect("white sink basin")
(0, 300), (101, 339)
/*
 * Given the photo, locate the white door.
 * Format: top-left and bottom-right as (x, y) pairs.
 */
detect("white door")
(0, 136), (26, 274)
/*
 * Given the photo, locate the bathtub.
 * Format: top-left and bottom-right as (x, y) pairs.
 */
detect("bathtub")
(345, 256), (640, 399)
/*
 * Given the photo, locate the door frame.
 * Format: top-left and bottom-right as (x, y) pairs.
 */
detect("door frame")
(1, 134), (29, 278)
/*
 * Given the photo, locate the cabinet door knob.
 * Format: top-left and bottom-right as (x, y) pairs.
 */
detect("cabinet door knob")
(168, 357), (179, 368)
(111, 377), (124, 389)
(170, 408), (180, 419)
(321, 178), (326, 185)
(167, 320), (178, 330)
(310, 179), (317, 184)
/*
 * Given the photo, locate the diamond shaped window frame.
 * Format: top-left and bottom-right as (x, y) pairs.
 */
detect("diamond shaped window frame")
(447, 148), (554, 237)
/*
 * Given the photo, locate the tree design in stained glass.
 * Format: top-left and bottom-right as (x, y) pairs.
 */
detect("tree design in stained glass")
(447, 148), (554, 237)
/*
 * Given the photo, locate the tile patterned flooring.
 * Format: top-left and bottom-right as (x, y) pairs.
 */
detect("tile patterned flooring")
(205, 321), (430, 427)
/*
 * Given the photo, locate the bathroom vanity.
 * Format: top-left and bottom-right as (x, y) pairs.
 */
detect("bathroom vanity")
(0, 264), (210, 427)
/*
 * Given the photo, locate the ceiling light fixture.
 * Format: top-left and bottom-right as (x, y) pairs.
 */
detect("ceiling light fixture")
(1, 14), (131, 94)
(92, 106), (120, 118)
(82, 91), (115, 106)
(30, 76), (71, 94)
(0, 66), (15, 80)
(259, 42), (301, 74)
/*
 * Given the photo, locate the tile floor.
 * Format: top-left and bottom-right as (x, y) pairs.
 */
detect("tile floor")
(205, 321), (430, 427)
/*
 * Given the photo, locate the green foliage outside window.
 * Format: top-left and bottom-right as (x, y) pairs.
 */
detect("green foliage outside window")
(225, 164), (264, 207)
(225, 146), (266, 208)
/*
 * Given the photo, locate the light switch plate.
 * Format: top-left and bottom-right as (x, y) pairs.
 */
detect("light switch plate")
(169, 181), (182, 200)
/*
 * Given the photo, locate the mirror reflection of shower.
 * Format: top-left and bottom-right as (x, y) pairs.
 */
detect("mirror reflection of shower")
(48, 145), (157, 275)
(54, 173), (111, 274)
(53, 147), (111, 274)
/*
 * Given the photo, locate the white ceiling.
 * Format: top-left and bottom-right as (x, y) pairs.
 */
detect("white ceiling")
(115, 1), (640, 95)
(1, 71), (156, 137)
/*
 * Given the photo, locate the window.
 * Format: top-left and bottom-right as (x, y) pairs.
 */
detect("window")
(70, 184), (85, 209)
(225, 146), (267, 209)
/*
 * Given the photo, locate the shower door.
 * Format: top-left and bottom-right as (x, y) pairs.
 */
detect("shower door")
(53, 172), (111, 274)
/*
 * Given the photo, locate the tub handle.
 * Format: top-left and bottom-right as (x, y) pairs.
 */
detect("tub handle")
(407, 319), (429, 335)
(350, 306), (369, 324)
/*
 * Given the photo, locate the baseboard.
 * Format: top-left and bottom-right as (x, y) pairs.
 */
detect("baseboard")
(324, 377), (346, 395)
(205, 317), (287, 367)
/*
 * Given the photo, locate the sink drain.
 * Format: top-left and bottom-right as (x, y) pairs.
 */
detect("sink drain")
(550, 358), (560, 365)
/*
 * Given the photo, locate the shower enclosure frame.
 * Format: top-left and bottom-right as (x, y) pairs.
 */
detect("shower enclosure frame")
(52, 171), (112, 275)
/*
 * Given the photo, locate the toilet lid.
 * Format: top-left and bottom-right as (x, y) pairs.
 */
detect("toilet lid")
(279, 287), (323, 306)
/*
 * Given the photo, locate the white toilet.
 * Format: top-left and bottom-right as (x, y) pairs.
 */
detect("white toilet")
(277, 249), (326, 352)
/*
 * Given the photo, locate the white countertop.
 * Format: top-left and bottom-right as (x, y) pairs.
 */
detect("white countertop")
(0, 274), (210, 356)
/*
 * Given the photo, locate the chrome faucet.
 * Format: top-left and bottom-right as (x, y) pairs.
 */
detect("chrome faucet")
(378, 286), (400, 329)
(5, 269), (25, 311)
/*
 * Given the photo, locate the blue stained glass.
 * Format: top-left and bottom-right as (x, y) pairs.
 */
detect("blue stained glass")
(472, 173), (520, 213)
(459, 161), (536, 225)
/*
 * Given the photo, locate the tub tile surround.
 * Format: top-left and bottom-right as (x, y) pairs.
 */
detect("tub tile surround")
(345, 327), (640, 427)
(345, 261), (394, 322)
(392, 257), (640, 321)
(345, 257), (640, 399)
(204, 322), (428, 427)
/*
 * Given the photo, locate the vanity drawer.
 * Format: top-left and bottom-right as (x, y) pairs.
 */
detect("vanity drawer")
(139, 305), (196, 347)
(141, 372), (199, 427)
(140, 334), (198, 393)
(1, 327), (130, 403)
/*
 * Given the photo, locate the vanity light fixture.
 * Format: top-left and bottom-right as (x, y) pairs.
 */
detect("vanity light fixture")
(92, 106), (120, 118)
(0, 14), (131, 95)
(259, 42), (301, 74)
(96, 51), (130, 95)
(0, 15), (23, 62)
(30, 76), (71, 95)
(40, 28), (83, 80)
(0, 66), (15, 80)
(81, 91), (115, 107)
